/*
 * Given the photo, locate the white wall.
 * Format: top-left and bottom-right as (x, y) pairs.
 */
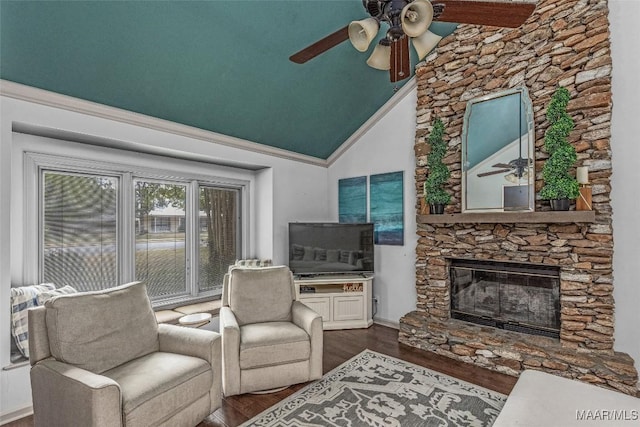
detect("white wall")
(610, 0), (640, 375)
(327, 87), (418, 327)
(0, 95), (329, 420)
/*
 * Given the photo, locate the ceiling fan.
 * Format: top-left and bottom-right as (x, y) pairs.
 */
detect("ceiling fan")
(290, 0), (536, 83)
(477, 156), (531, 180)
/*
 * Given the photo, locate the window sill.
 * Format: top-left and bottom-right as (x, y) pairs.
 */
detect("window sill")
(417, 210), (596, 224)
(154, 297), (222, 324)
(2, 360), (29, 371)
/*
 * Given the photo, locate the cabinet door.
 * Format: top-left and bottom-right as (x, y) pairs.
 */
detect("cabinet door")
(299, 296), (331, 321)
(333, 295), (364, 321)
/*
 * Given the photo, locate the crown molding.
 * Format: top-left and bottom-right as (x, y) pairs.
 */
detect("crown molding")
(326, 77), (417, 166)
(0, 80), (328, 167)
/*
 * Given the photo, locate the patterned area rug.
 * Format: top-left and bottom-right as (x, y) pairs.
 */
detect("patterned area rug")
(241, 349), (506, 427)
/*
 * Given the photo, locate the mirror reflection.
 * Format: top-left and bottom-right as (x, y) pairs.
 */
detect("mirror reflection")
(462, 87), (534, 212)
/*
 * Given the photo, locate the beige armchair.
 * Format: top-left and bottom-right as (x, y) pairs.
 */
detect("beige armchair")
(28, 281), (221, 427)
(220, 266), (323, 396)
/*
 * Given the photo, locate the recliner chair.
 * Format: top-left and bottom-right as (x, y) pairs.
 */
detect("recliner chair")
(28, 281), (221, 427)
(220, 265), (323, 396)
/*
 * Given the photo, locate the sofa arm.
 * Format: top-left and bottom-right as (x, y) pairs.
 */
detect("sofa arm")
(292, 301), (323, 380)
(31, 359), (122, 427)
(220, 306), (241, 396)
(158, 323), (221, 366)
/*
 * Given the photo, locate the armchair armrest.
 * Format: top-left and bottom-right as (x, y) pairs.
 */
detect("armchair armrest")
(292, 300), (322, 336)
(220, 306), (240, 350)
(292, 301), (323, 380)
(158, 323), (221, 366)
(157, 324), (222, 411)
(220, 306), (241, 396)
(31, 359), (121, 427)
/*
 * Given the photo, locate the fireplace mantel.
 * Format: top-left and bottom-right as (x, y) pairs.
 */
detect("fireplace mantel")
(417, 211), (595, 225)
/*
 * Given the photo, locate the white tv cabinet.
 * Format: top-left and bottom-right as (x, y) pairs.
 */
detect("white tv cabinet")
(294, 275), (373, 330)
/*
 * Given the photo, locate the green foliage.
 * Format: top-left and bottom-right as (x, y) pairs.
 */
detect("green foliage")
(425, 118), (452, 206)
(540, 87), (580, 201)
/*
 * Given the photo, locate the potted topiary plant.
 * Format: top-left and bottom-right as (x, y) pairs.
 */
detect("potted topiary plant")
(540, 87), (580, 211)
(424, 118), (451, 214)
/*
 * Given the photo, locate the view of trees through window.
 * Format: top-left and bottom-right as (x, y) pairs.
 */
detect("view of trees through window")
(199, 187), (237, 292)
(41, 170), (241, 302)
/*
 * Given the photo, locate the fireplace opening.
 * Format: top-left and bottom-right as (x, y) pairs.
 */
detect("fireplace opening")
(449, 258), (560, 338)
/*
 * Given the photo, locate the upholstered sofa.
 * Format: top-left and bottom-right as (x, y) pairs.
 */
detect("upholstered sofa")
(28, 281), (222, 427)
(220, 266), (323, 396)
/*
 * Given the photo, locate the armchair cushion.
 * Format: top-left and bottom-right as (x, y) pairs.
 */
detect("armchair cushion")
(239, 322), (310, 370)
(103, 352), (212, 427)
(45, 281), (159, 374)
(228, 266), (295, 326)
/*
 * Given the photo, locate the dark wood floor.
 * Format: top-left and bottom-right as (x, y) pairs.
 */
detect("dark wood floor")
(8, 324), (517, 427)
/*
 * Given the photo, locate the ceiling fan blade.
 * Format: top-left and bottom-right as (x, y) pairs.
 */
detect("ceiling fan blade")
(432, 0), (536, 28)
(289, 26), (350, 64)
(477, 169), (511, 177)
(492, 163), (514, 168)
(390, 35), (411, 83)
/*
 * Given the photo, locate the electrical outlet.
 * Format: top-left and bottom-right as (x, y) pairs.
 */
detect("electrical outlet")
(374, 295), (380, 303)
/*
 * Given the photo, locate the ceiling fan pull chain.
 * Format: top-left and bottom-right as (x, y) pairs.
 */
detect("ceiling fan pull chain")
(399, 36), (405, 78)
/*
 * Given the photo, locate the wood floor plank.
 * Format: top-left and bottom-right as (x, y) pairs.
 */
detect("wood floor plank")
(6, 324), (517, 427)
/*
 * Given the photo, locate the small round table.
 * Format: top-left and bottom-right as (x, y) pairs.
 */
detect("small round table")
(178, 312), (212, 328)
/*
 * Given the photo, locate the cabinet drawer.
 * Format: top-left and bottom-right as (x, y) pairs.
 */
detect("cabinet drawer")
(299, 296), (331, 321)
(333, 295), (364, 321)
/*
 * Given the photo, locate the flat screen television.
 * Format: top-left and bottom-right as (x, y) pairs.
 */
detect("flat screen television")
(288, 222), (374, 276)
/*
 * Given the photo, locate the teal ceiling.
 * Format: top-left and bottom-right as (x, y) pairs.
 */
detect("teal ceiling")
(0, 1), (456, 159)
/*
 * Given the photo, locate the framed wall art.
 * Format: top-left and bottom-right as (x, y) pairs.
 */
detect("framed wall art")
(369, 171), (403, 246)
(338, 176), (367, 223)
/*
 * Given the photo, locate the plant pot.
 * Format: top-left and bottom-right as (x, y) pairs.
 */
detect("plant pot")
(550, 198), (570, 211)
(429, 204), (445, 215)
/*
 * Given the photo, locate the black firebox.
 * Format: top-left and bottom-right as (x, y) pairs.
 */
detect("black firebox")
(449, 258), (561, 338)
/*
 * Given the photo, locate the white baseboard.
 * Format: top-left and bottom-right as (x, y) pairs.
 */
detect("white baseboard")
(0, 405), (32, 425)
(373, 318), (399, 330)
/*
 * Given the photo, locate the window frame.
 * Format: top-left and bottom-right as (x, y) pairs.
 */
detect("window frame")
(23, 148), (250, 307)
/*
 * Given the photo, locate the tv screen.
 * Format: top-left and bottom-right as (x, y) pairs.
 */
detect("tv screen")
(288, 222), (374, 276)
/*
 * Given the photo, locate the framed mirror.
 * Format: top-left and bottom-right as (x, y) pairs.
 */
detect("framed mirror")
(461, 87), (534, 212)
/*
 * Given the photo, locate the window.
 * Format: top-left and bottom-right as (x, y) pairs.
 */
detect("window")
(135, 181), (188, 298)
(43, 171), (119, 291)
(199, 186), (238, 293)
(31, 150), (247, 306)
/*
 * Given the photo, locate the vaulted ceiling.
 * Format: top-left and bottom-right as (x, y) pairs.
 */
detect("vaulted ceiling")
(0, 1), (457, 159)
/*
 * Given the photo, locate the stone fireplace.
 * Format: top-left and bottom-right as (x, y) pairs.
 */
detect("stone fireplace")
(399, 0), (638, 395)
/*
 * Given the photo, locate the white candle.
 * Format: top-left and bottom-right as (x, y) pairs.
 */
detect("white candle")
(577, 166), (589, 184)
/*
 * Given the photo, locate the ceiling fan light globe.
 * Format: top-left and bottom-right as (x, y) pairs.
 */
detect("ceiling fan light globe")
(401, 0), (434, 38)
(505, 169), (528, 184)
(411, 31), (442, 60)
(412, 30), (442, 60)
(366, 43), (391, 70)
(348, 18), (379, 52)
(504, 172), (519, 184)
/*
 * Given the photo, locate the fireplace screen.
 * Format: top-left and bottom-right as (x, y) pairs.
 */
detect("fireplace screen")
(449, 259), (560, 338)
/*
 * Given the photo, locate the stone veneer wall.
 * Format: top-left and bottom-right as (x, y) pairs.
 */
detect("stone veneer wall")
(398, 0), (638, 395)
